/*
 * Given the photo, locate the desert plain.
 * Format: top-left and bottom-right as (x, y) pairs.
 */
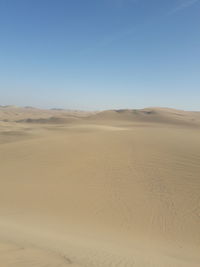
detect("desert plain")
(0, 105), (200, 266)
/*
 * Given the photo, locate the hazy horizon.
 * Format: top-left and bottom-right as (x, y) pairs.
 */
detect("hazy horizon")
(1, 103), (200, 112)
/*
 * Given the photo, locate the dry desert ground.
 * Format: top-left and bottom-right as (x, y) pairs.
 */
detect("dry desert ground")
(0, 106), (200, 267)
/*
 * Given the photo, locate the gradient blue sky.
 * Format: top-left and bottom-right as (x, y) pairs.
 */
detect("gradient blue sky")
(0, 0), (200, 110)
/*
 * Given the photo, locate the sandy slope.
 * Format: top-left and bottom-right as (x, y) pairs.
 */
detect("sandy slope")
(0, 107), (200, 266)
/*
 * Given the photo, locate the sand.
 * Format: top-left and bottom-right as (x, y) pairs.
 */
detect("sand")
(0, 106), (200, 266)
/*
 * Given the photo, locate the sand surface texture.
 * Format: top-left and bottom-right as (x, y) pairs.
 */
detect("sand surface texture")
(0, 106), (200, 266)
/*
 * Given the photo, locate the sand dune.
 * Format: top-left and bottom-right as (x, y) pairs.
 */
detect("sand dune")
(88, 108), (200, 127)
(0, 106), (92, 122)
(17, 116), (80, 124)
(0, 106), (200, 266)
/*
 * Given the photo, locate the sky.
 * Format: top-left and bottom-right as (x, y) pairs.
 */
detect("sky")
(0, 0), (200, 110)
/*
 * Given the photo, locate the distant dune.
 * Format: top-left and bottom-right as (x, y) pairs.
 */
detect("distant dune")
(0, 106), (200, 266)
(17, 116), (80, 124)
(1, 106), (200, 126)
(87, 108), (200, 127)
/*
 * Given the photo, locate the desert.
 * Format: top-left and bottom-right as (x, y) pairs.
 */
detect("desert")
(0, 106), (200, 266)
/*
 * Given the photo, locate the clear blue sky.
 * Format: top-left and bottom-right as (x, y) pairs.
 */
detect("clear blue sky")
(0, 0), (200, 110)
